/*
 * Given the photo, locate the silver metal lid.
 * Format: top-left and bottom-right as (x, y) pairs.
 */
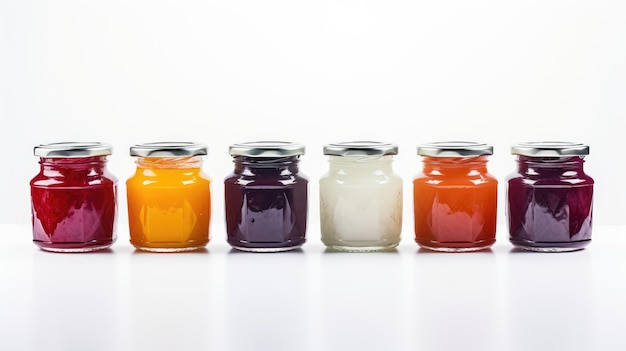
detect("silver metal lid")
(229, 141), (305, 157)
(130, 142), (207, 157)
(34, 142), (113, 157)
(418, 141), (493, 157)
(511, 141), (589, 156)
(323, 141), (398, 156)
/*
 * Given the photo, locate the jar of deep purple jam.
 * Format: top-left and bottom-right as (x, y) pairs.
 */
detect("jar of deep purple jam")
(225, 141), (308, 252)
(507, 142), (594, 252)
(30, 142), (118, 252)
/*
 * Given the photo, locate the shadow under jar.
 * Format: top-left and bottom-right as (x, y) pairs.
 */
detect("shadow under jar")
(413, 142), (498, 252)
(507, 142), (594, 252)
(126, 142), (211, 252)
(225, 141), (308, 252)
(320, 141), (402, 252)
(30, 142), (118, 253)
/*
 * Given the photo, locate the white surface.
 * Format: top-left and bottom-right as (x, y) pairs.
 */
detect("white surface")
(1, 223), (625, 351)
(1, 1), (626, 226)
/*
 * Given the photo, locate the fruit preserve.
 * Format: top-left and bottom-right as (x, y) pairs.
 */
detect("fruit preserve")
(127, 142), (211, 252)
(413, 142), (498, 252)
(507, 142), (594, 252)
(225, 141), (308, 252)
(30, 142), (118, 252)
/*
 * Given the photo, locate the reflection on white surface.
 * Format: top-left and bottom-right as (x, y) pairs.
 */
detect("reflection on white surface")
(225, 249), (310, 350)
(1, 225), (626, 351)
(319, 250), (407, 350)
(507, 249), (593, 351)
(413, 250), (500, 350)
(31, 249), (119, 351)
(127, 250), (212, 351)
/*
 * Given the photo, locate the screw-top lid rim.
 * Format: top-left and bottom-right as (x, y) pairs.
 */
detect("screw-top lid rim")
(34, 142), (113, 157)
(130, 142), (208, 157)
(417, 141), (493, 157)
(323, 141), (398, 156)
(229, 141), (305, 157)
(511, 141), (589, 156)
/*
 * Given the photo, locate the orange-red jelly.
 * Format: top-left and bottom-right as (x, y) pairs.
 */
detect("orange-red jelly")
(413, 142), (497, 252)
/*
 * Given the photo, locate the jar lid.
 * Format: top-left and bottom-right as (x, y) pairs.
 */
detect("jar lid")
(229, 141), (305, 157)
(323, 141), (398, 156)
(130, 142), (208, 157)
(417, 141), (493, 157)
(34, 142), (113, 157)
(511, 141), (589, 156)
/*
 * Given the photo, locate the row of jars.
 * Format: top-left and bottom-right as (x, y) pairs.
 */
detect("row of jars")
(29, 141), (594, 253)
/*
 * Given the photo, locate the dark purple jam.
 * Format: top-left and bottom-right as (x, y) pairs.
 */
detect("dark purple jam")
(224, 155), (308, 252)
(507, 155), (593, 251)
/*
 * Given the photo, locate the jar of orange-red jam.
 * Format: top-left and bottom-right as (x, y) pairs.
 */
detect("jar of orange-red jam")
(126, 142), (211, 252)
(30, 142), (118, 252)
(413, 142), (498, 252)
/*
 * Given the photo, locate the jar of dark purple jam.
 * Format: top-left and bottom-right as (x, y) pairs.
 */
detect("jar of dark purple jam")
(30, 142), (118, 252)
(506, 142), (594, 252)
(225, 141), (308, 252)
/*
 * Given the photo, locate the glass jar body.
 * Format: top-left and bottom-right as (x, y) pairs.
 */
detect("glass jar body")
(320, 155), (402, 251)
(30, 156), (118, 252)
(506, 156), (594, 252)
(413, 156), (498, 252)
(224, 156), (308, 252)
(126, 157), (211, 252)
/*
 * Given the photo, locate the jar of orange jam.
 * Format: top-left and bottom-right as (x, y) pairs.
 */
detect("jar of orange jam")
(126, 142), (211, 252)
(413, 142), (498, 252)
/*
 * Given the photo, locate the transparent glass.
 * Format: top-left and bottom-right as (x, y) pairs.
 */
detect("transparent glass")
(30, 156), (118, 252)
(126, 156), (211, 252)
(507, 155), (594, 252)
(320, 155), (402, 252)
(413, 156), (498, 252)
(224, 156), (308, 252)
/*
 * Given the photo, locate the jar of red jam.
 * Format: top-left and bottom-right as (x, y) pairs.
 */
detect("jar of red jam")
(507, 142), (594, 252)
(30, 142), (118, 252)
(225, 141), (308, 252)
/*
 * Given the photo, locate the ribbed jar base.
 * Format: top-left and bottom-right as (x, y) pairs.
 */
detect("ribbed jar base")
(35, 240), (115, 253)
(132, 244), (207, 253)
(230, 244), (303, 253)
(416, 239), (495, 253)
(510, 239), (590, 252)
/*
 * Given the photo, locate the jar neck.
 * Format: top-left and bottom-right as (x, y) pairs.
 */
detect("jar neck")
(422, 156), (490, 174)
(233, 156), (301, 174)
(328, 155), (394, 171)
(136, 156), (203, 169)
(516, 155), (585, 174)
(40, 156), (108, 175)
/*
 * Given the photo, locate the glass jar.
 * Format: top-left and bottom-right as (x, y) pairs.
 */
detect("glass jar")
(127, 142), (211, 252)
(30, 142), (118, 252)
(507, 142), (594, 252)
(320, 141), (402, 251)
(225, 141), (308, 252)
(414, 142), (498, 252)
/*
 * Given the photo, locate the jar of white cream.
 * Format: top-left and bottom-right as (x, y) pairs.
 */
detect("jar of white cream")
(319, 141), (402, 251)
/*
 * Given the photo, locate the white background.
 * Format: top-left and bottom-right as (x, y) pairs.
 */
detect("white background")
(1, 0), (625, 231)
(1, 1), (626, 351)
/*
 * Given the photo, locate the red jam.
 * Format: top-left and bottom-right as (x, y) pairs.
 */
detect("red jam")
(30, 143), (118, 252)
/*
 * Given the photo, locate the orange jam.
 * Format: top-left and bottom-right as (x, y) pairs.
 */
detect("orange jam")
(126, 143), (211, 252)
(413, 142), (497, 252)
